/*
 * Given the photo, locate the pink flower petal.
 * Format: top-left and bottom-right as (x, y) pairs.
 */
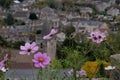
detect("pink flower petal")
(25, 42), (31, 49)
(43, 57), (51, 65)
(19, 51), (27, 54)
(35, 63), (40, 68)
(20, 46), (27, 51)
(90, 31), (106, 44)
(32, 59), (39, 63)
(3, 54), (8, 61)
(31, 42), (37, 48)
(0, 62), (4, 70)
(50, 29), (58, 34)
(34, 52), (42, 59)
(32, 46), (39, 51)
(43, 35), (52, 40)
(33, 52), (51, 68)
(39, 63), (45, 68)
(31, 50), (36, 54)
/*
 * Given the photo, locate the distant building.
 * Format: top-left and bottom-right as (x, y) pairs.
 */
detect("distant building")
(0, 12), (7, 18)
(72, 20), (110, 34)
(95, 2), (110, 12)
(80, 7), (93, 13)
(13, 11), (29, 21)
(107, 7), (120, 16)
(40, 7), (60, 28)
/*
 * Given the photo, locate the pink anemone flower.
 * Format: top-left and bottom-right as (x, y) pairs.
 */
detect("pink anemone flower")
(0, 54), (8, 72)
(90, 31), (106, 44)
(32, 52), (51, 68)
(19, 42), (39, 55)
(78, 69), (87, 76)
(43, 29), (58, 40)
(68, 69), (73, 76)
(68, 69), (87, 77)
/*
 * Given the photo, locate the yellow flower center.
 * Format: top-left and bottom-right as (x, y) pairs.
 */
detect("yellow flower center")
(39, 57), (44, 62)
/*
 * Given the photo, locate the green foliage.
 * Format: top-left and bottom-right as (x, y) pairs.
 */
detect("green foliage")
(0, 18), (5, 25)
(49, 59), (63, 69)
(74, 3), (97, 14)
(61, 0), (75, 11)
(11, 41), (25, 49)
(15, 19), (25, 25)
(64, 25), (75, 36)
(98, 63), (106, 77)
(0, 0), (13, 9)
(116, 0), (120, 5)
(63, 38), (77, 49)
(4, 14), (15, 25)
(0, 36), (10, 47)
(56, 32), (120, 70)
(63, 50), (86, 69)
(115, 16), (120, 22)
(0, 73), (4, 80)
(45, 0), (58, 9)
(57, 46), (87, 69)
(57, 47), (71, 59)
(33, 2), (47, 9)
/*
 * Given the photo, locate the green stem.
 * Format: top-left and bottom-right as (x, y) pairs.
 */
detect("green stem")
(41, 68), (43, 80)
(105, 41), (117, 54)
(38, 68), (43, 80)
(73, 68), (77, 80)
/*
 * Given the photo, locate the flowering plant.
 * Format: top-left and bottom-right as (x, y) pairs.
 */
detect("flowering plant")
(0, 28), (120, 80)
(55, 30), (120, 80)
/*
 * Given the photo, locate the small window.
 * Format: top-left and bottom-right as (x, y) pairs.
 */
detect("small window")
(40, 43), (43, 48)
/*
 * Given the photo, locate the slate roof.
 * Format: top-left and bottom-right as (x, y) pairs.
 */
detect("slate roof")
(41, 22), (51, 35)
(13, 11), (28, 17)
(78, 20), (103, 26)
(41, 7), (54, 14)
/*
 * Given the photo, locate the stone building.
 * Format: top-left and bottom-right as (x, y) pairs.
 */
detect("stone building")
(47, 39), (57, 60)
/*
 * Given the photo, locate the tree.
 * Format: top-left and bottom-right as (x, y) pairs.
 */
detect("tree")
(64, 25), (75, 36)
(0, 36), (10, 47)
(12, 41), (25, 49)
(4, 14), (15, 25)
(45, 0), (58, 9)
(0, 18), (5, 25)
(0, 0), (13, 9)
(116, 0), (120, 5)
(62, 0), (75, 11)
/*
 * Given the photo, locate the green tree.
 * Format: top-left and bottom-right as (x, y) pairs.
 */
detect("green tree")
(61, 0), (75, 11)
(116, 0), (120, 5)
(0, 18), (6, 25)
(45, 0), (58, 9)
(0, 36), (10, 47)
(64, 25), (75, 36)
(12, 41), (25, 49)
(4, 14), (15, 25)
(0, 0), (13, 9)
